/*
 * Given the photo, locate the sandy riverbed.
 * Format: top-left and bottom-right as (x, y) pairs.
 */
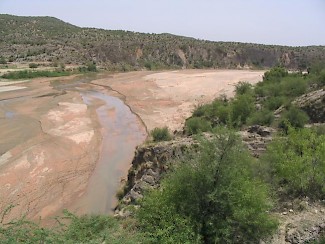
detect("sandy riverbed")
(0, 69), (265, 222)
(93, 69), (264, 131)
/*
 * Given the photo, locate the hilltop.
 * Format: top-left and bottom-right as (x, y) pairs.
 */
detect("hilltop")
(1, 14), (325, 71)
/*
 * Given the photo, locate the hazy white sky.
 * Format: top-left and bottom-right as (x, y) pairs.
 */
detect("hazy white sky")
(1, 0), (324, 46)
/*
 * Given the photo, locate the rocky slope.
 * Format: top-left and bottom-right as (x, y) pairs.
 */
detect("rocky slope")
(293, 88), (325, 123)
(1, 14), (325, 70)
(116, 123), (325, 243)
(115, 126), (275, 215)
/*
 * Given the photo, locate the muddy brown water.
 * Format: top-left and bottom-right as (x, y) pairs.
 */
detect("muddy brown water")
(1, 76), (146, 217)
(53, 77), (147, 214)
(76, 91), (146, 214)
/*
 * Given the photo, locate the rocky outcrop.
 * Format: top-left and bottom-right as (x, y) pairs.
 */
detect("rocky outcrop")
(274, 88), (325, 123)
(293, 88), (325, 123)
(239, 125), (275, 157)
(115, 137), (195, 216)
(115, 126), (275, 216)
(268, 201), (325, 244)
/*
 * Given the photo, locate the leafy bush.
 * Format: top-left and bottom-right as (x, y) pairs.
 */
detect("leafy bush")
(280, 76), (308, 97)
(28, 63), (38, 69)
(137, 191), (198, 243)
(150, 127), (172, 142)
(0, 56), (7, 64)
(235, 81), (253, 96)
(185, 117), (211, 135)
(247, 109), (274, 126)
(264, 96), (287, 110)
(279, 106), (309, 130)
(262, 127), (325, 199)
(231, 94), (255, 127)
(86, 62), (97, 72)
(263, 67), (288, 82)
(2, 70), (71, 79)
(137, 130), (277, 243)
(0, 209), (148, 243)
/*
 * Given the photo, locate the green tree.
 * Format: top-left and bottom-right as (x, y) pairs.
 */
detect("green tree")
(138, 129), (277, 243)
(263, 67), (288, 82)
(279, 106), (309, 130)
(262, 127), (325, 199)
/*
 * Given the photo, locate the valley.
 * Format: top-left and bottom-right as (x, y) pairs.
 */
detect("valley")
(0, 69), (263, 222)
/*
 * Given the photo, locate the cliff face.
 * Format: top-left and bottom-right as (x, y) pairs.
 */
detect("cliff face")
(116, 137), (195, 214)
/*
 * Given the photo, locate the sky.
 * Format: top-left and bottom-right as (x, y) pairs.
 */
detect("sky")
(0, 0), (324, 46)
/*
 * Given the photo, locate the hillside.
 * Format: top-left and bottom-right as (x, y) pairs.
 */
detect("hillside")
(1, 14), (325, 71)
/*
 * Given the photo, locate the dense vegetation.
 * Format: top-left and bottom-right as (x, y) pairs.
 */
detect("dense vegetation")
(1, 62), (97, 79)
(185, 64), (325, 134)
(0, 209), (148, 243)
(1, 14), (325, 71)
(138, 130), (278, 243)
(1, 70), (72, 79)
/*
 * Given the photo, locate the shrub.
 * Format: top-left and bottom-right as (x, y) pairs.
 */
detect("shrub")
(263, 67), (288, 82)
(192, 104), (210, 117)
(138, 130), (277, 243)
(262, 127), (325, 199)
(264, 96), (287, 110)
(1, 70), (71, 79)
(150, 127), (172, 142)
(86, 62), (97, 72)
(231, 94), (255, 127)
(185, 117), (211, 135)
(279, 106), (309, 130)
(247, 109), (274, 126)
(235, 81), (253, 96)
(0, 56), (7, 64)
(28, 63), (38, 69)
(280, 76), (308, 97)
(318, 69), (325, 86)
(0, 209), (148, 243)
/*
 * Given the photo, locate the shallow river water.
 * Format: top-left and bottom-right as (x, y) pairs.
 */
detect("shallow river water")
(77, 91), (146, 214)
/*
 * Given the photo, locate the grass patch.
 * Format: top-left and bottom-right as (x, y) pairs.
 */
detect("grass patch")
(150, 127), (172, 142)
(1, 70), (72, 79)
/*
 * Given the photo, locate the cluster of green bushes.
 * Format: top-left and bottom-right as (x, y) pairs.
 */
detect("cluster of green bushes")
(1, 70), (71, 79)
(1, 62), (98, 80)
(185, 67), (316, 134)
(1, 126), (324, 243)
(0, 209), (148, 244)
(138, 126), (325, 243)
(138, 129), (278, 243)
(260, 127), (325, 200)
